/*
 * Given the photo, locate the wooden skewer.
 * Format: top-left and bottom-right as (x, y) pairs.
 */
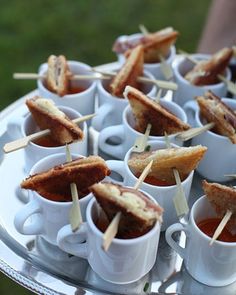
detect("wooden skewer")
(92, 68), (178, 91)
(132, 123), (152, 153)
(176, 122), (215, 141)
(3, 113), (96, 153)
(178, 49), (236, 95)
(102, 160), (153, 251)
(164, 132), (189, 217)
(210, 210), (232, 246)
(13, 72), (111, 81)
(139, 24), (149, 36)
(66, 145), (82, 232)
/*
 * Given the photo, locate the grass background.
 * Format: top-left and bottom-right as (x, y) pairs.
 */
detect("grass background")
(0, 0), (211, 293)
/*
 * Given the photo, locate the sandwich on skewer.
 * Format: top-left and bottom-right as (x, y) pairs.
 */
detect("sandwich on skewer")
(109, 45), (144, 98)
(196, 91), (236, 144)
(46, 55), (72, 96)
(26, 96), (83, 145)
(203, 180), (236, 236)
(21, 155), (110, 202)
(90, 182), (163, 239)
(184, 47), (233, 86)
(124, 85), (190, 136)
(128, 145), (207, 186)
(113, 27), (179, 63)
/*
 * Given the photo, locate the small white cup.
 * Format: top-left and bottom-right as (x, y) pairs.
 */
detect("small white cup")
(115, 33), (176, 80)
(172, 54), (231, 106)
(7, 105), (87, 174)
(37, 61), (97, 117)
(184, 98), (236, 182)
(98, 100), (188, 159)
(106, 140), (194, 230)
(165, 195), (236, 287)
(14, 153), (93, 245)
(57, 192), (161, 284)
(91, 69), (156, 131)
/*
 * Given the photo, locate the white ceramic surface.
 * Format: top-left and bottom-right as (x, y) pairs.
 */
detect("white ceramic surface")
(165, 196), (236, 287)
(172, 54), (231, 106)
(106, 140), (194, 230)
(184, 98), (236, 182)
(14, 153), (92, 245)
(7, 105), (87, 174)
(98, 100), (188, 159)
(91, 69), (156, 131)
(57, 192), (161, 284)
(37, 61), (97, 117)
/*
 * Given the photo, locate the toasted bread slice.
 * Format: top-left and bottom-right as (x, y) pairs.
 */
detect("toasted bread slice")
(113, 27), (178, 63)
(90, 182), (163, 238)
(128, 145), (207, 184)
(21, 156), (110, 202)
(185, 48), (233, 86)
(196, 91), (236, 143)
(26, 97), (83, 145)
(109, 45), (144, 98)
(124, 85), (190, 135)
(46, 55), (72, 96)
(202, 180), (236, 232)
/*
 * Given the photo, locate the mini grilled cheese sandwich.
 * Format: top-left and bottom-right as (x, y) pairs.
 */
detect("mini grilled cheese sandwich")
(26, 97), (83, 145)
(21, 156), (111, 202)
(128, 145), (207, 184)
(90, 182), (163, 238)
(185, 48), (233, 86)
(124, 85), (190, 135)
(203, 180), (236, 232)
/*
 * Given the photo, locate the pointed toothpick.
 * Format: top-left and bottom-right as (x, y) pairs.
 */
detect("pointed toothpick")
(102, 160), (153, 251)
(210, 210), (232, 245)
(132, 123), (152, 153)
(66, 145), (82, 232)
(176, 122), (215, 142)
(155, 88), (163, 103)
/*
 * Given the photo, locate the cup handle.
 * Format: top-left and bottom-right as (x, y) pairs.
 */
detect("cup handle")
(57, 223), (88, 258)
(98, 125), (125, 159)
(14, 200), (43, 235)
(7, 116), (24, 140)
(165, 223), (189, 259)
(92, 103), (113, 131)
(183, 100), (198, 127)
(106, 160), (125, 185)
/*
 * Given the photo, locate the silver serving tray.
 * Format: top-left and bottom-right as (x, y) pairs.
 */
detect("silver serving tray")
(1, 63), (236, 295)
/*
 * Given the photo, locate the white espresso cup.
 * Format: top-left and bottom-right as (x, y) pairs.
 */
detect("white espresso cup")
(165, 195), (236, 287)
(57, 191), (161, 284)
(91, 69), (156, 131)
(106, 140), (194, 230)
(115, 33), (176, 80)
(184, 98), (236, 182)
(7, 105), (87, 174)
(172, 54), (231, 106)
(37, 60), (97, 117)
(14, 153), (93, 245)
(98, 100), (188, 159)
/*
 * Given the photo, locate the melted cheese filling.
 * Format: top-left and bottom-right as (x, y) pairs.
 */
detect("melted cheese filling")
(36, 98), (65, 118)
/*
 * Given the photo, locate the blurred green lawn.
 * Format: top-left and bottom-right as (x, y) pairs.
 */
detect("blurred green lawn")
(0, 0), (211, 294)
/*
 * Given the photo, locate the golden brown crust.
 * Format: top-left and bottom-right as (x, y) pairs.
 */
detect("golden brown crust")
(109, 45), (144, 98)
(124, 86), (190, 135)
(128, 145), (207, 184)
(185, 48), (233, 86)
(26, 96), (83, 145)
(46, 55), (72, 96)
(21, 156), (111, 202)
(196, 91), (236, 143)
(90, 182), (163, 238)
(202, 180), (236, 231)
